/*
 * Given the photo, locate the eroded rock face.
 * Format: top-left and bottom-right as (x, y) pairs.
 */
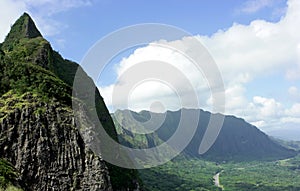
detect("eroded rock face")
(0, 101), (112, 191)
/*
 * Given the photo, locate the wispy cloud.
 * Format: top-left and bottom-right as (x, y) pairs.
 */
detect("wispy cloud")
(238, 0), (277, 14)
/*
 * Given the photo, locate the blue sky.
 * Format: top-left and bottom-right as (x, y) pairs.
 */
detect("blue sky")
(1, 0), (300, 140)
(51, 0), (285, 61)
(0, 0), (287, 61)
(53, 0), (285, 61)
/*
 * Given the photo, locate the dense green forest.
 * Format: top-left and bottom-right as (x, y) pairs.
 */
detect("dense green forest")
(139, 155), (300, 191)
(139, 157), (221, 191)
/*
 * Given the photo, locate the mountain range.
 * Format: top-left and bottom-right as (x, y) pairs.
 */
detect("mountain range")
(112, 109), (297, 161)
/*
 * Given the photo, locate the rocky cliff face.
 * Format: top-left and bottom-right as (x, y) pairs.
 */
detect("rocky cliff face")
(0, 94), (112, 190)
(0, 13), (141, 190)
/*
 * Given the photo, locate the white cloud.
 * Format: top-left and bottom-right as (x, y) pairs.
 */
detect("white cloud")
(200, 2), (300, 83)
(252, 96), (283, 118)
(99, 42), (209, 112)
(285, 103), (300, 117)
(239, 0), (276, 14)
(239, 96), (300, 133)
(207, 84), (247, 113)
(236, 96), (282, 124)
(0, 0), (91, 42)
(99, 0), (300, 136)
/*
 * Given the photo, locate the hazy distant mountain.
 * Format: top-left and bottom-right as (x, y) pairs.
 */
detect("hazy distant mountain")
(267, 125), (300, 141)
(112, 109), (296, 161)
(271, 137), (300, 151)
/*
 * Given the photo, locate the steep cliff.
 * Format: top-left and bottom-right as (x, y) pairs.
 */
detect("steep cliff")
(0, 13), (140, 190)
(0, 92), (112, 190)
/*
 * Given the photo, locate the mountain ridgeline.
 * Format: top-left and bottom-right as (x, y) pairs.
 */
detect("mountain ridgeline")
(0, 13), (140, 190)
(112, 109), (297, 161)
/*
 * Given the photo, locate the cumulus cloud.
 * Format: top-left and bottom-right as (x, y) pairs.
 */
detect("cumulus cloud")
(99, 42), (210, 112)
(99, 0), (300, 136)
(200, 1), (300, 85)
(0, 0), (91, 42)
(236, 96), (300, 133)
(252, 96), (283, 117)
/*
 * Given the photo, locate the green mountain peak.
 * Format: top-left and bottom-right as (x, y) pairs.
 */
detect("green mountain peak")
(2, 12), (42, 51)
(10, 12), (41, 38)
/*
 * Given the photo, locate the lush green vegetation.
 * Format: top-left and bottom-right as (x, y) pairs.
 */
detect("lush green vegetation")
(113, 110), (299, 190)
(113, 110), (164, 149)
(220, 155), (300, 190)
(0, 91), (38, 121)
(138, 155), (300, 191)
(139, 157), (222, 191)
(0, 37), (71, 103)
(1, 13), (41, 52)
(0, 159), (22, 191)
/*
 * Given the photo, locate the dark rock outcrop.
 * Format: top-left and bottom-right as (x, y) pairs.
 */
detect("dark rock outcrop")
(0, 99), (112, 190)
